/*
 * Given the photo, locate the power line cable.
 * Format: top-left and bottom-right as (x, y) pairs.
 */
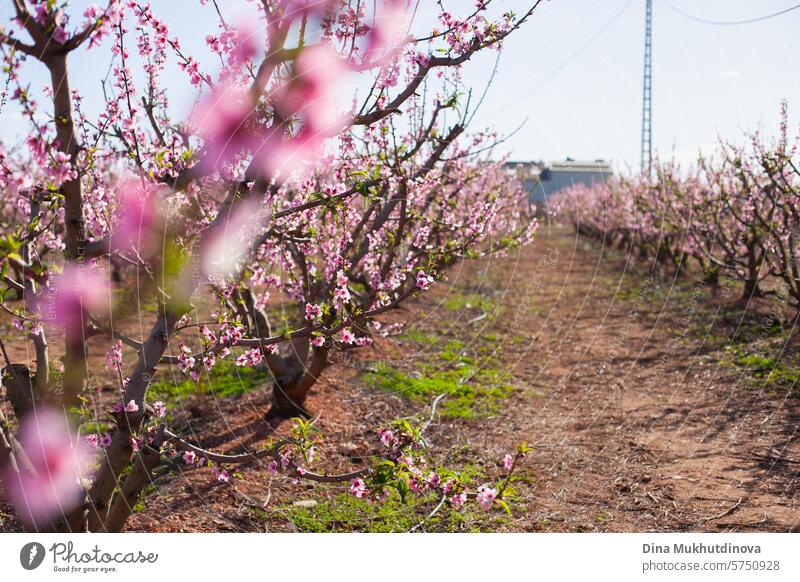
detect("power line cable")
(508, 0), (637, 100)
(665, 1), (800, 26)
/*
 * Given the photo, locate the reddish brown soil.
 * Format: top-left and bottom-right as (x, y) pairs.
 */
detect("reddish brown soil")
(2, 225), (799, 532)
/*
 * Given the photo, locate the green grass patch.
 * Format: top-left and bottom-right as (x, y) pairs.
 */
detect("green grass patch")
(399, 328), (440, 345)
(732, 352), (800, 386)
(149, 361), (271, 406)
(722, 344), (800, 397)
(273, 492), (507, 533)
(442, 292), (495, 314)
(361, 345), (513, 418)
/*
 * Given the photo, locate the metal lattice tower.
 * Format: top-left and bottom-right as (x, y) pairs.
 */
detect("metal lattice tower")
(641, 0), (653, 175)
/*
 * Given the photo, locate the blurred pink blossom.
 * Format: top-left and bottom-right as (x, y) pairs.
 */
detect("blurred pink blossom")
(363, 1), (410, 65)
(279, 0), (333, 22)
(46, 265), (110, 328)
(192, 83), (258, 171)
(200, 198), (262, 279)
(274, 43), (348, 134)
(110, 178), (161, 256)
(3, 408), (91, 528)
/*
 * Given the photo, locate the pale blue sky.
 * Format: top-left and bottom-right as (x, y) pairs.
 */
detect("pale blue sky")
(2, 1), (799, 174)
(466, 0), (800, 172)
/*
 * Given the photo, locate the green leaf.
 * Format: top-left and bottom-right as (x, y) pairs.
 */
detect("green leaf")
(496, 499), (512, 516)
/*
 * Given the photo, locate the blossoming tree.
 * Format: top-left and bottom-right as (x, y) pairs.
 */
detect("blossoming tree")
(557, 105), (800, 307)
(0, 0), (540, 532)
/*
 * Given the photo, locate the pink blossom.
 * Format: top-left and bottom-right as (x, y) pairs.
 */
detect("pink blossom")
(427, 472), (441, 489)
(152, 401), (167, 418)
(33, 4), (49, 25)
(177, 344), (196, 373)
(502, 453), (514, 471)
(47, 151), (78, 185)
(340, 329), (356, 344)
(416, 270), (434, 290)
(413, 52), (431, 68)
(267, 459), (279, 475)
(200, 325), (217, 344)
(227, 20), (260, 66)
(349, 477), (368, 498)
(200, 198), (262, 279)
(100, 433), (113, 448)
(378, 428), (396, 448)
(110, 177), (161, 257)
(245, 348), (264, 365)
(85, 434), (99, 448)
(192, 82), (257, 171)
(450, 492), (467, 509)
(220, 325), (244, 346)
(130, 435), (143, 452)
(257, 131), (328, 181)
(363, 0), (410, 65)
(106, 340), (123, 369)
(213, 467), (231, 482)
(278, 0), (334, 22)
(333, 284), (351, 304)
(27, 134), (47, 164)
(274, 43), (348, 134)
(305, 302), (323, 321)
(178, 57), (207, 86)
(2, 408), (91, 528)
(124, 400), (139, 413)
(476, 484), (498, 510)
(310, 336), (326, 347)
(46, 265), (110, 328)
(182, 450), (197, 465)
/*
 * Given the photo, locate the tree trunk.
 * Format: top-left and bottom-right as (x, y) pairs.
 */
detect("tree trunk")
(45, 53), (87, 409)
(1, 364), (42, 419)
(104, 442), (162, 532)
(269, 345), (329, 418)
(742, 277), (760, 302)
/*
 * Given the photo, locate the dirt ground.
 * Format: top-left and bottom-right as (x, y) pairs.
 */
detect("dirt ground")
(2, 224), (799, 532)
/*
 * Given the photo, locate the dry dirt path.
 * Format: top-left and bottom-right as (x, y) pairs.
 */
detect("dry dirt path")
(459, 224), (800, 531)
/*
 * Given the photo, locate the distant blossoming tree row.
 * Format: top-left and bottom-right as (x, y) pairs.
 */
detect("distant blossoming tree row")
(0, 0), (540, 532)
(556, 105), (800, 312)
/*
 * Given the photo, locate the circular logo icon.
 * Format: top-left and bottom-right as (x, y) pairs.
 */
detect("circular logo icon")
(20, 542), (46, 570)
